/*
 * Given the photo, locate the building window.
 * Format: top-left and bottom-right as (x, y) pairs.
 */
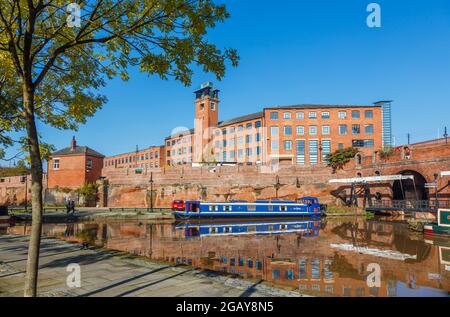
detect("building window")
(321, 111), (330, 119)
(229, 127), (235, 133)
(237, 136), (243, 145)
(338, 111), (347, 119)
(298, 259), (307, 279)
(352, 110), (360, 119)
(223, 152), (227, 161)
(309, 140), (318, 165)
(338, 143), (344, 150)
(296, 126), (305, 135)
(365, 110), (373, 118)
(255, 133), (261, 142)
(321, 140), (331, 163)
(87, 158), (93, 169)
(245, 135), (252, 144)
(309, 125), (317, 135)
(256, 146), (261, 156)
(296, 112), (304, 120)
(296, 140), (305, 165)
(238, 149), (244, 158)
(286, 269), (295, 280)
(229, 138), (235, 147)
(246, 148), (252, 157)
(255, 121), (262, 128)
(284, 126), (292, 136)
(339, 124), (347, 135)
(284, 140), (292, 151)
(222, 129), (227, 135)
(270, 126), (279, 136)
(364, 139), (374, 148)
(211, 102), (215, 110)
(246, 122), (252, 130)
(283, 112), (291, 119)
(230, 151), (235, 159)
(271, 141), (279, 150)
(365, 124), (374, 134)
(352, 124), (361, 134)
(53, 159), (60, 170)
(223, 140), (227, 147)
(322, 125), (330, 135)
(270, 112), (278, 120)
(238, 125), (243, 132)
(308, 111), (317, 119)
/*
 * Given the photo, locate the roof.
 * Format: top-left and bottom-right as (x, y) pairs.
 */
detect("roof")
(218, 112), (263, 127)
(264, 104), (380, 110)
(51, 146), (105, 158)
(164, 112), (264, 140)
(165, 128), (195, 140)
(104, 145), (165, 158)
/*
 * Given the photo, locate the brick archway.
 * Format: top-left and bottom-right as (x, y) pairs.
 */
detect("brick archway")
(392, 170), (429, 201)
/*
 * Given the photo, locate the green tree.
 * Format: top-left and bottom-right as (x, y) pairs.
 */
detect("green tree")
(0, 0), (238, 297)
(325, 147), (360, 173)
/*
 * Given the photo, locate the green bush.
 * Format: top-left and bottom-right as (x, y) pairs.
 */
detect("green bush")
(326, 147), (359, 173)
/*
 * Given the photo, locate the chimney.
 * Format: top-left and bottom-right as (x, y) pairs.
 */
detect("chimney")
(71, 136), (77, 151)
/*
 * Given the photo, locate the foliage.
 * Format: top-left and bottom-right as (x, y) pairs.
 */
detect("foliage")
(76, 183), (98, 203)
(18, 137), (56, 164)
(379, 146), (395, 160)
(0, 160), (30, 177)
(0, 0), (239, 144)
(325, 147), (360, 172)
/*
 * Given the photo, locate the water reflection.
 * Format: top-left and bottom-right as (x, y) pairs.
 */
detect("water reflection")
(4, 217), (449, 297)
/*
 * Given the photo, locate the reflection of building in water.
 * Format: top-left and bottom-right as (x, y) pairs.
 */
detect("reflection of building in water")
(8, 218), (449, 296)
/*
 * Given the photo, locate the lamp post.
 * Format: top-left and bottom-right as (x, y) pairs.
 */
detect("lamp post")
(149, 172), (154, 212)
(23, 173), (28, 212)
(274, 175), (281, 199)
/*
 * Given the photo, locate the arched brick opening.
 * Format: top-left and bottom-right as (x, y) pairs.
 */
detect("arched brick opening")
(392, 170), (429, 201)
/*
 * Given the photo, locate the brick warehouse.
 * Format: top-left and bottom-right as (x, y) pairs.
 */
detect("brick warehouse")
(45, 82), (393, 189)
(3, 83), (449, 208)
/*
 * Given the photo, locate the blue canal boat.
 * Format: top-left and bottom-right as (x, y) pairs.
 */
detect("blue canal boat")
(175, 219), (321, 238)
(173, 197), (322, 219)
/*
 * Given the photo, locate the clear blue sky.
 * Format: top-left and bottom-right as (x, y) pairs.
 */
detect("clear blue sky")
(3, 0), (450, 164)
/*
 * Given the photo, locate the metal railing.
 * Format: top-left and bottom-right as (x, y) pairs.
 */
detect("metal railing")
(370, 199), (450, 212)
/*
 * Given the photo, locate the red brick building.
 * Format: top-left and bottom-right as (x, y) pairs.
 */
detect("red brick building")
(165, 82), (391, 166)
(103, 145), (165, 171)
(47, 137), (104, 189)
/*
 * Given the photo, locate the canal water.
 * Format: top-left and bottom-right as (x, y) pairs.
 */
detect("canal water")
(2, 216), (449, 297)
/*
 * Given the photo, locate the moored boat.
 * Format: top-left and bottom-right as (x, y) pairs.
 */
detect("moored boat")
(423, 208), (450, 237)
(173, 197), (322, 219)
(175, 218), (321, 238)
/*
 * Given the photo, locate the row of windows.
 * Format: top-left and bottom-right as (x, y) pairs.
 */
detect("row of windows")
(217, 147), (262, 160)
(269, 109), (374, 120)
(219, 121), (262, 135)
(218, 257), (263, 270)
(270, 124), (373, 137)
(214, 133), (262, 148)
(167, 138), (192, 146)
(105, 151), (159, 167)
(271, 139), (374, 152)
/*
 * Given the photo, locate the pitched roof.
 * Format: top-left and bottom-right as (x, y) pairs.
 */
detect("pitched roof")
(264, 104), (379, 110)
(218, 112), (263, 127)
(51, 146), (105, 158)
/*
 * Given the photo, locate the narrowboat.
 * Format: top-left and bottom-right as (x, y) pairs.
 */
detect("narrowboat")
(173, 197), (322, 219)
(175, 219), (321, 238)
(423, 208), (450, 237)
